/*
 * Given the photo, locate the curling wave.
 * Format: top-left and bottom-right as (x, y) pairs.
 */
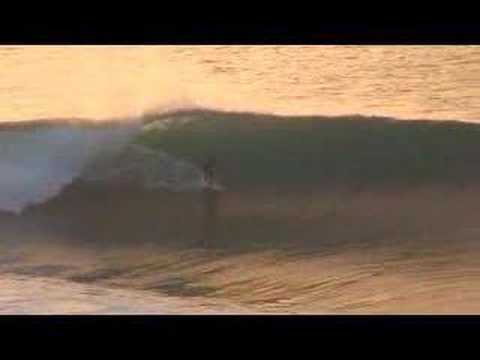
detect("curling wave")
(0, 121), (140, 213)
(2, 108), (480, 213)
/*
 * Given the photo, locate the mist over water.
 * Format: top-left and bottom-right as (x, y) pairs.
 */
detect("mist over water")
(2, 46), (480, 313)
(0, 122), (140, 213)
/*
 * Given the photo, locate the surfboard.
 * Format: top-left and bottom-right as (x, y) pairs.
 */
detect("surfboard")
(207, 182), (224, 191)
(201, 175), (225, 191)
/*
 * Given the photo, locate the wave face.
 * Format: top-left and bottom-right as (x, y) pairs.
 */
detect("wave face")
(136, 109), (480, 189)
(0, 122), (139, 213)
(3, 108), (480, 214)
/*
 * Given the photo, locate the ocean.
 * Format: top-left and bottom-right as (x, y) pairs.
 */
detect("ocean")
(1, 46), (480, 313)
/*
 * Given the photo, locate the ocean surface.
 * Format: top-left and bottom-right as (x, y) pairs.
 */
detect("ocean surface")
(1, 46), (480, 313)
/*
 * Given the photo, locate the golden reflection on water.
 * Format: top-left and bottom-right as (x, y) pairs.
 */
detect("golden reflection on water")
(1, 46), (480, 122)
(3, 185), (480, 314)
(3, 238), (480, 314)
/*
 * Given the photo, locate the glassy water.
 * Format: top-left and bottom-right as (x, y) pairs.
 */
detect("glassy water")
(1, 46), (480, 122)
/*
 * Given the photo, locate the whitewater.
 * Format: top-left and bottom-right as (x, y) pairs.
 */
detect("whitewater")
(0, 110), (233, 213)
(0, 121), (141, 213)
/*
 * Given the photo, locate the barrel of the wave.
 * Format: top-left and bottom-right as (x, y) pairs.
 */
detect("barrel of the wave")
(200, 156), (221, 248)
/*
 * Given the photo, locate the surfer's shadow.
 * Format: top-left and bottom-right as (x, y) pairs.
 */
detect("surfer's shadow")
(197, 188), (222, 249)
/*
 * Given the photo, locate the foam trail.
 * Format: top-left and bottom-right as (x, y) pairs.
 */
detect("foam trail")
(0, 123), (139, 213)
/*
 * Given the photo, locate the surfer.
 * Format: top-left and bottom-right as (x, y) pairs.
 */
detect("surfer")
(202, 156), (216, 188)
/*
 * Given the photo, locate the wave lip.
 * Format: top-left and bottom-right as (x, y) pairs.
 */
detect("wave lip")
(81, 143), (206, 191)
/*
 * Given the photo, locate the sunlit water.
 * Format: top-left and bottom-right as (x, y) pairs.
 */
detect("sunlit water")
(1, 46), (480, 122)
(2, 46), (480, 314)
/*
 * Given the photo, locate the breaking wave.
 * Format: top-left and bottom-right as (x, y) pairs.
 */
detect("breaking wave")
(0, 121), (140, 213)
(2, 108), (480, 214)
